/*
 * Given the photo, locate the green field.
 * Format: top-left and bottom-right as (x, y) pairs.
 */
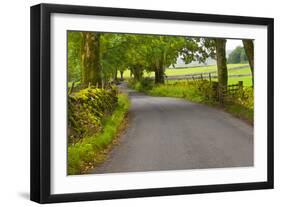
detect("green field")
(166, 76), (252, 87)
(219, 76), (252, 86)
(119, 63), (252, 86)
(118, 63), (249, 77)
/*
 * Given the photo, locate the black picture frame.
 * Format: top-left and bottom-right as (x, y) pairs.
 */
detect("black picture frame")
(30, 3), (274, 204)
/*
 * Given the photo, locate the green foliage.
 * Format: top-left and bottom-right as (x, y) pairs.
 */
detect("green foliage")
(182, 37), (216, 64)
(128, 78), (154, 92)
(227, 46), (248, 64)
(149, 81), (215, 104)
(225, 103), (253, 123)
(231, 86), (253, 109)
(68, 32), (82, 82)
(68, 87), (118, 144)
(224, 87), (253, 123)
(68, 31), (219, 84)
(68, 94), (130, 175)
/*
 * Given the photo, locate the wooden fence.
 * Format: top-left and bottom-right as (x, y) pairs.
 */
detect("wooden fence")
(212, 81), (244, 103)
(164, 72), (251, 82)
(162, 72), (247, 103)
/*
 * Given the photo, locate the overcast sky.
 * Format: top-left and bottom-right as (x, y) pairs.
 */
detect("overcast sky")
(226, 39), (243, 51)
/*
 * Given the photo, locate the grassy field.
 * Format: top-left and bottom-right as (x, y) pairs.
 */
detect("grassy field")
(118, 63), (249, 77)
(202, 76), (252, 86)
(69, 64), (252, 87)
(118, 63), (252, 86)
(166, 76), (252, 87)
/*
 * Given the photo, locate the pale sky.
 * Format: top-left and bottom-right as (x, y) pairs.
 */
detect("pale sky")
(226, 39), (243, 51)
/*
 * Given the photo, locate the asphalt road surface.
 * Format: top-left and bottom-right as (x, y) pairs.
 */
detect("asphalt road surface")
(92, 83), (253, 174)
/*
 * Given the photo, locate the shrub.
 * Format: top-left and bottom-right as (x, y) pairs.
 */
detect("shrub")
(148, 80), (216, 104)
(232, 86), (254, 109)
(128, 78), (154, 92)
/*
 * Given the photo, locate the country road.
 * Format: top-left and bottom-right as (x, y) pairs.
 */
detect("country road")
(92, 83), (253, 174)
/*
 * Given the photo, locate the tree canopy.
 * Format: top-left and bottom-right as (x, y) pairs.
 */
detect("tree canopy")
(68, 32), (243, 92)
(227, 46), (248, 64)
(67, 32), (209, 85)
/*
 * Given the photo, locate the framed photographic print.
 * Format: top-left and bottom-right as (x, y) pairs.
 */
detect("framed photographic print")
(30, 3), (274, 203)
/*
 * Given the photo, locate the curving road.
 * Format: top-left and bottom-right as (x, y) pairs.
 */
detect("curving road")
(92, 83), (253, 174)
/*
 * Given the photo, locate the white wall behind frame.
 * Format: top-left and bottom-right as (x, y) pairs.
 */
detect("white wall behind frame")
(0, 0), (279, 207)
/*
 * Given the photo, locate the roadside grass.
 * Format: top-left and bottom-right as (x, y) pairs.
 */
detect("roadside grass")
(224, 103), (253, 124)
(68, 93), (130, 175)
(148, 83), (210, 104)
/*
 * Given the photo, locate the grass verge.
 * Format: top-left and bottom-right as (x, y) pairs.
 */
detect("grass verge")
(224, 103), (253, 124)
(148, 84), (212, 104)
(67, 93), (130, 175)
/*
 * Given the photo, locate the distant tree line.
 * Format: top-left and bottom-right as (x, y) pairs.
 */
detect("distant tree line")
(227, 46), (248, 64)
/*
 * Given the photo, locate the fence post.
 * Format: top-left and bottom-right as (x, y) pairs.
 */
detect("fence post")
(192, 76), (195, 82)
(209, 73), (212, 83)
(238, 81), (243, 90)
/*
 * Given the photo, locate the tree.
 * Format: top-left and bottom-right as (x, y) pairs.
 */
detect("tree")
(215, 39), (228, 92)
(190, 38), (228, 97)
(81, 32), (102, 87)
(240, 49), (247, 63)
(143, 35), (188, 84)
(100, 34), (129, 82)
(119, 68), (126, 81)
(242, 40), (254, 84)
(227, 46), (247, 64)
(67, 32), (82, 82)
(182, 38), (216, 64)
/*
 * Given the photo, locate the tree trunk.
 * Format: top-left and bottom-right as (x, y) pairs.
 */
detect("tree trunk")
(154, 55), (165, 84)
(81, 32), (102, 87)
(120, 71), (124, 81)
(215, 39), (228, 100)
(92, 33), (102, 86)
(242, 40), (254, 85)
(154, 67), (159, 83)
(114, 68), (118, 81)
(132, 66), (142, 81)
(155, 66), (165, 84)
(81, 32), (92, 86)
